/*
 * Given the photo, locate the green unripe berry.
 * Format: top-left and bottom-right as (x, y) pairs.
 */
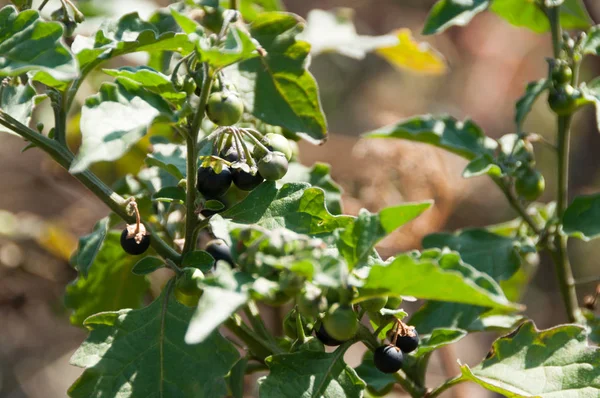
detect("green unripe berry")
(176, 267), (204, 295)
(257, 152), (288, 181)
(253, 133), (293, 161)
(385, 296), (402, 309)
(206, 92), (244, 126)
(323, 304), (358, 342)
(360, 296), (388, 313)
(515, 168), (545, 201)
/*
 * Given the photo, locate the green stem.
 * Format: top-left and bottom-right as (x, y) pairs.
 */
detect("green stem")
(553, 115), (580, 322)
(393, 372), (426, 398)
(38, 0), (50, 11)
(244, 301), (276, 345)
(183, 63), (213, 254)
(230, 0), (238, 10)
(224, 315), (279, 362)
(494, 179), (541, 235)
(546, 4), (580, 323)
(0, 110), (181, 263)
(425, 375), (465, 398)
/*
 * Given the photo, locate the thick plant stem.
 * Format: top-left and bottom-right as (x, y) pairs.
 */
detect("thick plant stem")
(495, 180), (541, 234)
(553, 116), (580, 322)
(0, 110), (181, 263)
(183, 63), (213, 254)
(224, 315), (279, 362)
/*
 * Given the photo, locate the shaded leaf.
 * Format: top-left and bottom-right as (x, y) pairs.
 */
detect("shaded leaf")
(583, 25), (600, 55)
(104, 66), (187, 105)
(490, 0), (591, 33)
(414, 328), (467, 357)
(0, 6), (77, 79)
(361, 251), (520, 311)
(259, 347), (366, 398)
(376, 29), (447, 75)
(338, 202), (432, 268)
(580, 77), (600, 132)
(462, 155), (502, 178)
(74, 217), (110, 278)
(182, 250), (215, 272)
(221, 182), (354, 236)
(152, 186), (186, 203)
(583, 309), (600, 345)
(515, 79), (550, 132)
(69, 285), (239, 397)
(281, 162), (344, 215)
(64, 231), (149, 326)
(0, 80), (43, 136)
(563, 193), (600, 240)
(364, 115), (497, 160)
(225, 12), (327, 143)
(423, 0), (490, 35)
(71, 78), (174, 173)
(227, 357), (248, 398)
(422, 229), (521, 281)
(145, 141), (187, 180)
(132, 256), (164, 275)
(460, 321), (600, 397)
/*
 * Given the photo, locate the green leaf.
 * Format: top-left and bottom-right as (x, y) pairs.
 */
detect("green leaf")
(338, 202), (432, 268)
(422, 229), (521, 281)
(354, 351), (396, 396)
(0, 80), (43, 136)
(132, 256), (164, 275)
(490, 0), (591, 33)
(361, 251), (520, 311)
(583, 25), (600, 55)
(145, 141), (187, 180)
(281, 162), (344, 215)
(225, 12), (328, 143)
(410, 302), (485, 334)
(583, 309), (600, 345)
(221, 182), (354, 236)
(152, 186), (186, 203)
(74, 217), (109, 278)
(259, 348), (366, 398)
(563, 193), (600, 240)
(515, 79), (550, 132)
(9, 1), (32, 11)
(181, 250), (215, 272)
(460, 321), (600, 397)
(227, 357), (248, 398)
(103, 66), (187, 105)
(68, 285), (239, 397)
(580, 77), (600, 132)
(462, 155), (502, 178)
(238, 0), (285, 21)
(0, 6), (77, 79)
(72, 12), (193, 77)
(70, 78), (174, 173)
(64, 231), (149, 326)
(414, 328), (467, 357)
(185, 267), (250, 344)
(364, 115), (497, 160)
(422, 0), (490, 35)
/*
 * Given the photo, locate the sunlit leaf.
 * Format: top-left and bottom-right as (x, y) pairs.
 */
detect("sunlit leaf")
(376, 29), (447, 75)
(423, 0), (490, 35)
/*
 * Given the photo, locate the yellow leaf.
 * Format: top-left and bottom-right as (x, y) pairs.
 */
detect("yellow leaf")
(376, 29), (447, 75)
(37, 224), (78, 261)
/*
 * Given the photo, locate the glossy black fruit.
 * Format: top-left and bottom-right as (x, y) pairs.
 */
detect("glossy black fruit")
(394, 328), (419, 354)
(206, 92), (244, 126)
(232, 167), (264, 191)
(257, 152), (288, 181)
(120, 227), (151, 255)
(206, 239), (235, 267)
(220, 147), (239, 163)
(196, 163), (232, 198)
(315, 324), (344, 346)
(374, 345), (404, 374)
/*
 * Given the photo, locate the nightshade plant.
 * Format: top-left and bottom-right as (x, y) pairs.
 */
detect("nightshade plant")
(1, 0), (599, 397)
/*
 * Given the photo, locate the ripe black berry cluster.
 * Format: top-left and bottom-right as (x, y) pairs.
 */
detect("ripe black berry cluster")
(373, 321), (420, 374)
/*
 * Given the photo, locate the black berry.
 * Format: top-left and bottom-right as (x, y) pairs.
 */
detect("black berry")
(374, 345), (404, 374)
(395, 328), (419, 354)
(232, 167), (264, 191)
(220, 147), (239, 163)
(206, 239), (235, 267)
(120, 227), (150, 255)
(315, 324), (344, 346)
(196, 163), (232, 199)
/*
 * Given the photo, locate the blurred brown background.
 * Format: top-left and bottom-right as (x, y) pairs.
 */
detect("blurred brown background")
(1, 0), (600, 397)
